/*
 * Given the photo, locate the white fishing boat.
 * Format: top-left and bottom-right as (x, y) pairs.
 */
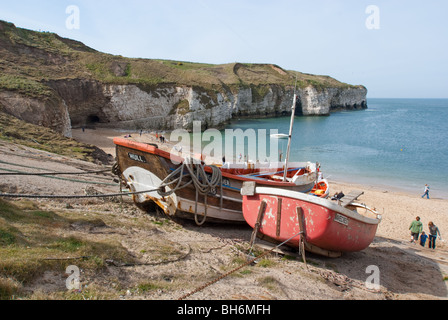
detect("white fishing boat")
(270, 133), (289, 139)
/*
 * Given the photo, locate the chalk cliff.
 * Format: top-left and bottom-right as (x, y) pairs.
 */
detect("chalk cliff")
(0, 90), (72, 137)
(44, 80), (367, 132)
(0, 20), (367, 136)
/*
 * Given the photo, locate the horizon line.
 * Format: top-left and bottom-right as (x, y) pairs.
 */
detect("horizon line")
(367, 97), (448, 100)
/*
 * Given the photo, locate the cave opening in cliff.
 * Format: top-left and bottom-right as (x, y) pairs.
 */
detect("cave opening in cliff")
(294, 100), (303, 116)
(87, 115), (100, 124)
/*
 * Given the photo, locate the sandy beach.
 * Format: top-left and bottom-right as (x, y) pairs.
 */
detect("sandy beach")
(1, 128), (447, 300)
(72, 127), (448, 247)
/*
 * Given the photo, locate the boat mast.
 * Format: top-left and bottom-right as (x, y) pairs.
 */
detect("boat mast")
(283, 76), (298, 182)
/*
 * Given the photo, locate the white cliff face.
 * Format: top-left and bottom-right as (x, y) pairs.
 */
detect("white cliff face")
(102, 84), (180, 128)
(330, 86), (368, 110)
(299, 86), (368, 116)
(0, 90), (72, 137)
(0, 82), (367, 134)
(168, 87), (234, 130)
(100, 84), (235, 130)
(59, 100), (73, 137)
(95, 83), (368, 130)
(300, 87), (333, 115)
(6, 80), (366, 134)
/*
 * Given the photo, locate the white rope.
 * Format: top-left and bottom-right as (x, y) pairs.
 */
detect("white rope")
(157, 157), (223, 226)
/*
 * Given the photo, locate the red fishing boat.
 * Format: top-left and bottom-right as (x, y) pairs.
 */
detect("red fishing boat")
(310, 175), (330, 198)
(241, 182), (382, 257)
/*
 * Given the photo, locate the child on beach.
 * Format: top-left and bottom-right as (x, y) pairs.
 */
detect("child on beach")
(409, 216), (423, 244)
(420, 232), (428, 247)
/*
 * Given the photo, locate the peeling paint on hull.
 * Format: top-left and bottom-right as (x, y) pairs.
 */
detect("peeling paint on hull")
(242, 187), (381, 254)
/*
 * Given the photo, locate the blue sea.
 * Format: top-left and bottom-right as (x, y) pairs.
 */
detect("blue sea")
(224, 98), (448, 199)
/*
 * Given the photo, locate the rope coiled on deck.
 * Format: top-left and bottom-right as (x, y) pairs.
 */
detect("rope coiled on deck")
(157, 157), (223, 226)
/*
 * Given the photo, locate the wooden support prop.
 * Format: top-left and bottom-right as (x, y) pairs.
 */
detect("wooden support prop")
(249, 200), (267, 248)
(276, 198), (283, 237)
(297, 206), (308, 269)
(297, 207), (306, 238)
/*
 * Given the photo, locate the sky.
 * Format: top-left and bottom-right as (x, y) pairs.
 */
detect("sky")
(1, 0), (447, 98)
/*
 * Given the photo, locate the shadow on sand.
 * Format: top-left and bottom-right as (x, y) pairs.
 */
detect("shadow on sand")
(177, 217), (447, 298)
(298, 236), (447, 298)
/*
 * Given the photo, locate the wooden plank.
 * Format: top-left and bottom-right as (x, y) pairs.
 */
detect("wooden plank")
(339, 190), (364, 207)
(304, 242), (342, 258)
(255, 243), (302, 258)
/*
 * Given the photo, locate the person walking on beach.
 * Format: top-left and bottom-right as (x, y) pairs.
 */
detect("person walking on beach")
(422, 184), (430, 199)
(428, 222), (442, 249)
(409, 216), (423, 244)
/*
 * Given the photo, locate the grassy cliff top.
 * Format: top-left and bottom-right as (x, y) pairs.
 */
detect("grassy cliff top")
(0, 103), (111, 164)
(0, 19), (362, 96)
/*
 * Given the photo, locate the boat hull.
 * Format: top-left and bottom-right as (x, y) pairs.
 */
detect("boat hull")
(113, 138), (317, 223)
(242, 187), (380, 255)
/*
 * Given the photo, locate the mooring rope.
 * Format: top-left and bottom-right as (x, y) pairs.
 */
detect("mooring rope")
(0, 159), (112, 175)
(0, 188), (159, 200)
(0, 167), (118, 186)
(0, 168), (111, 176)
(1, 156), (223, 226)
(157, 157), (223, 226)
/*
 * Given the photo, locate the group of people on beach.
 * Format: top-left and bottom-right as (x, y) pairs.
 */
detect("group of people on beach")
(155, 132), (166, 144)
(409, 216), (442, 249)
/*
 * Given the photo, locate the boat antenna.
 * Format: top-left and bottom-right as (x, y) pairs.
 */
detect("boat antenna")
(283, 74), (298, 182)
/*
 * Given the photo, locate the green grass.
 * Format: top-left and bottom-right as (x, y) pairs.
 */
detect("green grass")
(136, 282), (168, 293)
(50, 237), (85, 252)
(0, 195), (189, 300)
(0, 228), (16, 246)
(0, 106), (108, 163)
(0, 199), (134, 299)
(0, 75), (54, 98)
(251, 84), (272, 103)
(0, 277), (21, 300)
(0, 19), (361, 100)
(256, 275), (285, 295)
(257, 258), (277, 268)
(170, 99), (190, 116)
